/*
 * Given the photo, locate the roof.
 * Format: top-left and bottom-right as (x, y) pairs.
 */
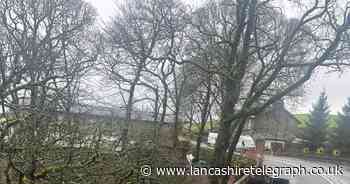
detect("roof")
(236, 135), (256, 149)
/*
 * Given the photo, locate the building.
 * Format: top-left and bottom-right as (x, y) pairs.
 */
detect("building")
(3, 102), (177, 148)
(242, 101), (300, 153)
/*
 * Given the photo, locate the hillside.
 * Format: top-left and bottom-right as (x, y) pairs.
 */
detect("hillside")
(294, 114), (338, 128)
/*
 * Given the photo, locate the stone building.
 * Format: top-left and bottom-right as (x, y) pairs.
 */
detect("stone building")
(242, 101), (300, 153)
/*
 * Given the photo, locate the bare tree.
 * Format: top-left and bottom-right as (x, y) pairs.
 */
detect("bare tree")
(103, 0), (186, 148)
(177, 1), (350, 183)
(0, 0), (100, 183)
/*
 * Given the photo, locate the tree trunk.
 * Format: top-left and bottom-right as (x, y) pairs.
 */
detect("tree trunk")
(153, 89), (160, 122)
(227, 118), (247, 163)
(160, 81), (168, 124)
(121, 65), (142, 149)
(194, 121), (206, 161)
(173, 103), (180, 147)
(222, 118), (247, 184)
(210, 1), (257, 183)
(194, 76), (211, 160)
(172, 66), (185, 148)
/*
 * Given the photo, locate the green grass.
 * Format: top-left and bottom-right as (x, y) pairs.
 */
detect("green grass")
(184, 120), (220, 135)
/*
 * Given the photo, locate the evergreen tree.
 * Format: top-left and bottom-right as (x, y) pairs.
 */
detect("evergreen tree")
(331, 98), (350, 154)
(304, 91), (329, 150)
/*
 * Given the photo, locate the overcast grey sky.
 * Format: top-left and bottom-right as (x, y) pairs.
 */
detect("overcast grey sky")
(85, 0), (350, 114)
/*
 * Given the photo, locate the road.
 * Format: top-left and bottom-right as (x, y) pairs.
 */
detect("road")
(179, 137), (350, 183)
(264, 156), (350, 184)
